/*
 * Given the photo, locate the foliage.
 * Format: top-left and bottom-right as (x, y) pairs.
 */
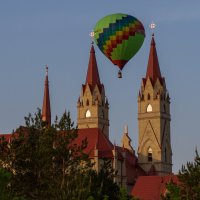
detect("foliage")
(119, 187), (139, 200)
(0, 168), (11, 200)
(162, 150), (200, 200)
(0, 109), (92, 199)
(86, 197), (95, 200)
(89, 159), (120, 200)
(178, 149), (200, 200)
(161, 180), (181, 200)
(0, 109), (130, 200)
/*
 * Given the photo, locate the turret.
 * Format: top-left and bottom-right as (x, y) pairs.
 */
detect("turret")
(77, 44), (109, 138)
(137, 34), (172, 175)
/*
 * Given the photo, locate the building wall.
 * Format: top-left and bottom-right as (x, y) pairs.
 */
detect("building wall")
(138, 78), (172, 175)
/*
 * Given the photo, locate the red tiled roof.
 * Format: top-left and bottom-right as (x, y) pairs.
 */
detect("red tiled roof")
(0, 133), (12, 142)
(0, 127), (31, 143)
(75, 128), (114, 159)
(131, 175), (179, 200)
(1, 128), (114, 160)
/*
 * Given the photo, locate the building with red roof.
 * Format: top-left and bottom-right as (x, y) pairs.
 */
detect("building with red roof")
(0, 33), (173, 198)
(75, 43), (146, 191)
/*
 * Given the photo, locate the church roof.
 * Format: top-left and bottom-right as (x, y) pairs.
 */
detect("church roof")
(42, 66), (51, 126)
(131, 175), (179, 200)
(145, 34), (163, 85)
(85, 44), (101, 85)
(0, 133), (12, 142)
(76, 128), (114, 159)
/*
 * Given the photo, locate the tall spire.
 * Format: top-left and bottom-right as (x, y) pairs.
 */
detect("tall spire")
(42, 65), (51, 127)
(146, 34), (162, 83)
(85, 44), (101, 85)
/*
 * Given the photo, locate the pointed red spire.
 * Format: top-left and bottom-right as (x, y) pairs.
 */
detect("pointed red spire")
(85, 44), (101, 85)
(146, 34), (162, 83)
(42, 66), (51, 127)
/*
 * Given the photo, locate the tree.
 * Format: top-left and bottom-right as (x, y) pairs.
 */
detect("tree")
(178, 149), (200, 200)
(162, 150), (200, 200)
(118, 187), (139, 200)
(161, 180), (181, 200)
(0, 109), (126, 200)
(0, 168), (11, 200)
(89, 159), (120, 200)
(0, 109), (92, 199)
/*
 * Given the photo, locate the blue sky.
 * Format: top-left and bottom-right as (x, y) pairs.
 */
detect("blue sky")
(0, 1), (200, 173)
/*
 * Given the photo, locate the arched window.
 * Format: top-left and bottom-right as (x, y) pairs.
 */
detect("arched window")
(147, 104), (153, 112)
(148, 147), (153, 162)
(147, 93), (150, 100)
(86, 99), (89, 106)
(85, 110), (91, 118)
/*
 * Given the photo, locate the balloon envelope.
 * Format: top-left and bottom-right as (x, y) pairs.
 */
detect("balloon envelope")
(94, 13), (145, 70)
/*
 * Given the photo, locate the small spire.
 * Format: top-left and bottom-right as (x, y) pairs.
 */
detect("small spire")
(42, 65), (51, 127)
(85, 44), (101, 85)
(146, 34), (162, 84)
(113, 140), (116, 150)
(124, 125), (128, 134)
(121, 126), (135, 154)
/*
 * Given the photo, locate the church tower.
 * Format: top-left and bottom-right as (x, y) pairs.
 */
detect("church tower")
(137, 34), (172, 175)
(77, 44), (109, 138)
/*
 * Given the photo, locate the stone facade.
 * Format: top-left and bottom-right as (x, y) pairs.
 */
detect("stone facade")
(76, 44), (145, 191)
(77, 84), (109, 138)
(137, 36), (172, 175)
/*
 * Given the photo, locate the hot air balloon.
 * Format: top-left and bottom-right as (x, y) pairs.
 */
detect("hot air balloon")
(93, 13), (145, 78)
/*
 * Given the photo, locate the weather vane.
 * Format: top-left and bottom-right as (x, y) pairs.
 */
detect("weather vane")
(149, 21), (156, 35)
(89, 30), (95, 44)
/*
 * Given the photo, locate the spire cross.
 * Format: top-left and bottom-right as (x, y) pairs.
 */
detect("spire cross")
(45, 65), (48, 76)
(149, 21), (156, 35)
(89, 31), (95, 44)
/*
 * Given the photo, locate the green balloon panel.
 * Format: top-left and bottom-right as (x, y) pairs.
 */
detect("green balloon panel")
(94, 13), (145, 70)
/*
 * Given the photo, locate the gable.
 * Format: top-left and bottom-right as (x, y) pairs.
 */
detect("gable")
(139, 120), (161, 153)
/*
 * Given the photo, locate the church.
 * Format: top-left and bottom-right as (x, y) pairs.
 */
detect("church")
(0, 34), (177, 199)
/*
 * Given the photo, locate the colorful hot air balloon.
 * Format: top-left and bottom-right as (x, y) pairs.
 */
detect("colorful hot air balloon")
(94, 13), (145, 78)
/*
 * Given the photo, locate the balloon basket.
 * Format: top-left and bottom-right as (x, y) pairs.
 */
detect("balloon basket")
(118, 70), (122, 78)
